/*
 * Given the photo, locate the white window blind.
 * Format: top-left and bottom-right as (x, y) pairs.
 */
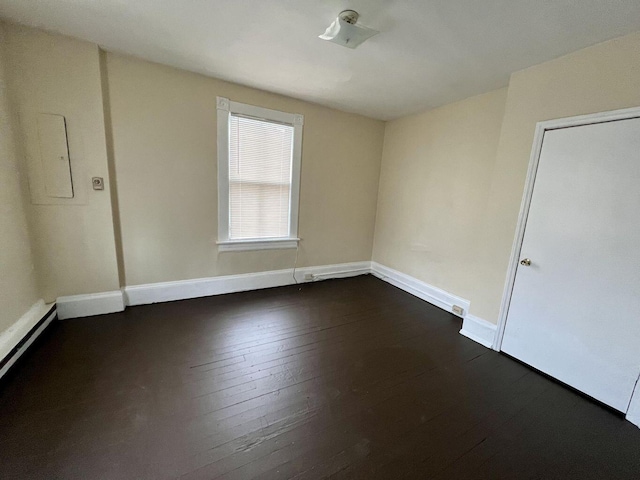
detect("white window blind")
(229, 114), (294, 240)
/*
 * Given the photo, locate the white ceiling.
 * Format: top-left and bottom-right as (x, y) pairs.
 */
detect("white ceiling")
(1, 1), (640, 120)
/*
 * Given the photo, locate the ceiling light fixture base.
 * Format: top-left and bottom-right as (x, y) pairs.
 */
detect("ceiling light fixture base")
(339, 10), (359, 25)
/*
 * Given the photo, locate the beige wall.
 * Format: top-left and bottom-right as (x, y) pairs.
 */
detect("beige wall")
(4, 20), (640, 330)
(0, 22), (384, 310)
(0, 24), (41, 332)
(372, 88), (508, 315)
(373, 30), (640, 324)
(106, 53), (385, 286)
(2, 23), (120, 300)
(474, 30), (640, 322)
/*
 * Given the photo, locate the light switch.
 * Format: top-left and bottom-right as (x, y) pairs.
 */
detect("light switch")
(37, 113), (73, 198)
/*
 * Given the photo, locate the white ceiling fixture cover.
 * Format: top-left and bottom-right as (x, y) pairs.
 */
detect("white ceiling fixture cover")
(319, 10), (378, 49)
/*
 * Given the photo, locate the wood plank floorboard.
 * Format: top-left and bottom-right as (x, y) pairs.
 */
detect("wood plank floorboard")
(1, 275), (639, 479)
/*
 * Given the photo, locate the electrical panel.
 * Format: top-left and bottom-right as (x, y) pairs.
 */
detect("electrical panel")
(36, 113), (74, 198)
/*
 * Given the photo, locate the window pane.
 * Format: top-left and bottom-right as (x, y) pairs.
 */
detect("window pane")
(229, 115), (293, 239)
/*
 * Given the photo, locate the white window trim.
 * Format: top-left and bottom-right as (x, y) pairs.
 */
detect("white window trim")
(217, 238), (301, 252)
(216, 97), (303, 251)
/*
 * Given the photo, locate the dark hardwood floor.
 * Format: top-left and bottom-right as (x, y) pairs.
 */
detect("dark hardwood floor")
(1, 275), (639, 479)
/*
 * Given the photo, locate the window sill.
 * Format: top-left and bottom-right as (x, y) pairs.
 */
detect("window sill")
(217, 238), (300, 252)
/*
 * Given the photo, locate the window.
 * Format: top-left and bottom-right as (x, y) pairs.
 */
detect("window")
(216, 97), (303, 251)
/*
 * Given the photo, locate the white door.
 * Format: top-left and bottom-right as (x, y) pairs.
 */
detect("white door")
(502, 117), (640, 413)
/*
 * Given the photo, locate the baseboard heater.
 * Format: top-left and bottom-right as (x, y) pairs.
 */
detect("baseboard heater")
(0, 304), (57, 380)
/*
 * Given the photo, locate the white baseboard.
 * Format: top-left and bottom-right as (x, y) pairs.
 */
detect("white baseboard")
(370, 262), (494, 348)
(460, 315), (497, 349)
(124, 270), (293, 306)
(0, 300), (56, 379)
(370, 262), (470, 318)
(124, 261), (371, 307)
(57, 291), (125, 320)
(294, 261), (371, 283)
(60, 262), (478, 340)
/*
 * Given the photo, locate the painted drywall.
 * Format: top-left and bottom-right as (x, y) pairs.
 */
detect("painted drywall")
(373, 30), (640, 324)
(474, 30), (640, 323)
(0, 23), (41, 333)
(4, 20), (638, 328)
(372, 88), (508, 317)
(105, 53), (385, 286)
(2, 23), (121, 300)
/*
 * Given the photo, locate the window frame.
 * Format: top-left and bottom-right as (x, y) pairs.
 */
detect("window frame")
(216, 97), (303, 252)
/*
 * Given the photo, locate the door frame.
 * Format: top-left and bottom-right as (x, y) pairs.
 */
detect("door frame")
(492, 105), (640, 352)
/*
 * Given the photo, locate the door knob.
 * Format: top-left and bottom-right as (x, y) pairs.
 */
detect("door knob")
(520, 258), (532, 266)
